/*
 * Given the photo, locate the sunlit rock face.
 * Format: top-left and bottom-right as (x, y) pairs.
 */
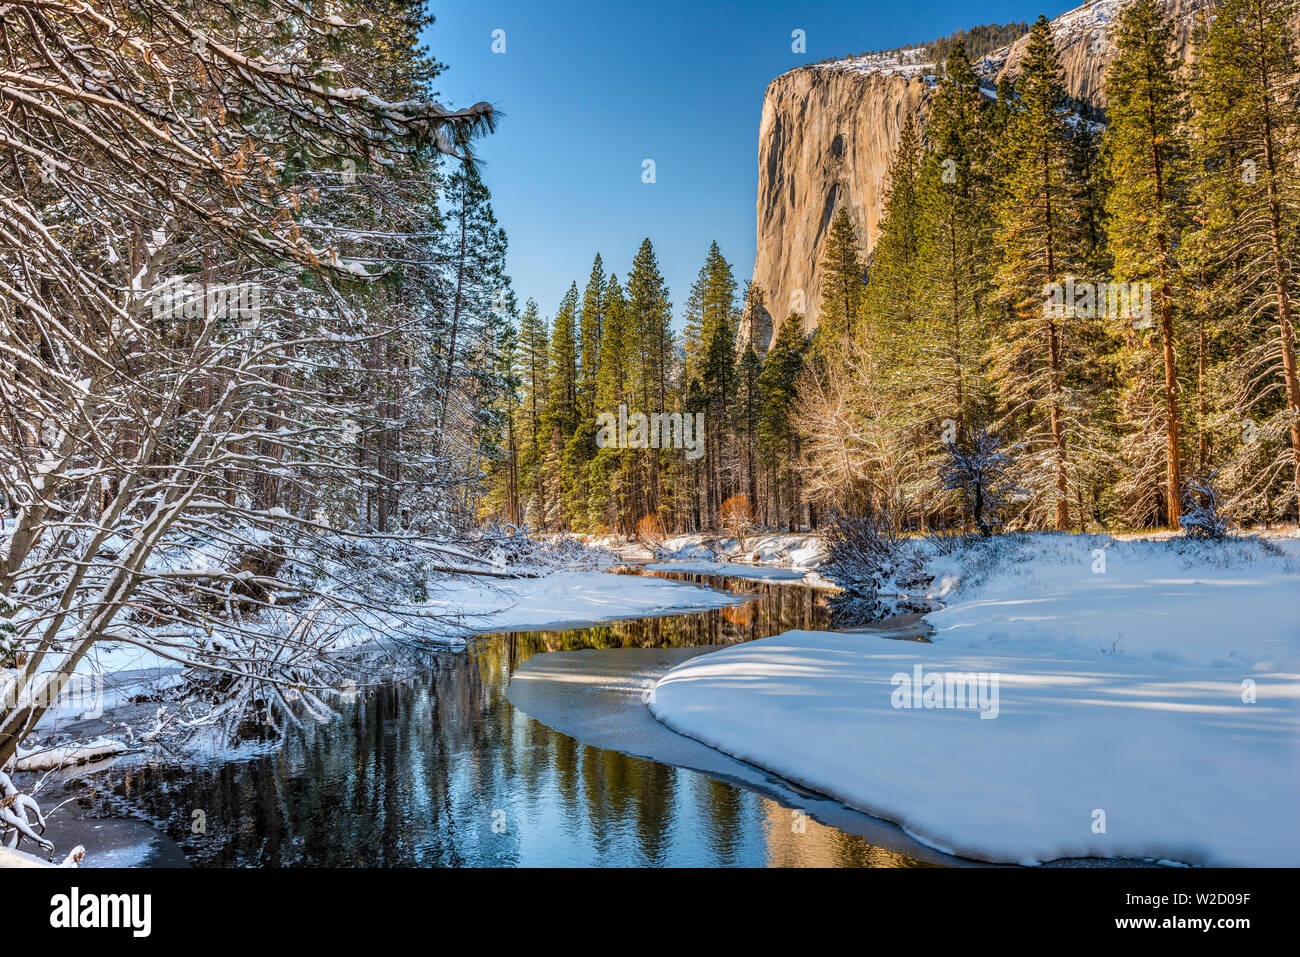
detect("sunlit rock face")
(984, 0), (1213, 111)
(748, 63), (929, 348)
(747, 0), (1216, 346)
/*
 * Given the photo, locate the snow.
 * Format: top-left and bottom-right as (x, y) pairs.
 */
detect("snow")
(923, 534), (1299, 668)
(650, 533), (1300, 866)
(35, 566), (742, 738)
(643, 561), (815, 583)
(0, 845), (58, 868)
(14, 738), (127, 771)
(816, 47), (934, 78)
(1050, 0), (1121, 42)
(595, 531), (826, 568)
(977, 0), (1123, 85)
(418, 569), (742, 634)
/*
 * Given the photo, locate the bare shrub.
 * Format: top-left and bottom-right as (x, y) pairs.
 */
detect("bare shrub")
(823, 509), (931, 600)
(635, 514), (667, 544)
(719, 495), (757, 548)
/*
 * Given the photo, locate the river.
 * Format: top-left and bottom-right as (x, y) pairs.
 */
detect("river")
(67, 567), (959, 867)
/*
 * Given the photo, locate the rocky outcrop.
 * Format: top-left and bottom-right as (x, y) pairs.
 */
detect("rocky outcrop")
(984, 0), (1212, 110)
(747, 0), (1216, 343)
(747, 63), (930, 346)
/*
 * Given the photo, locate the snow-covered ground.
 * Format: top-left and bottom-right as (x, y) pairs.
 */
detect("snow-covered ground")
(420, 569), (742, 634)
(62, 568), (741, 675)
(591, 531), (825, 568)
(18, 567), (744, 741)
(643, 561), (817, 583)
(649, 532), (1300, 866)
(816, 46), (934, 78)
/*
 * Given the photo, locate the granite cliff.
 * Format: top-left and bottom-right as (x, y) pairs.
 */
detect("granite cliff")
(746, 0), (1215, 345)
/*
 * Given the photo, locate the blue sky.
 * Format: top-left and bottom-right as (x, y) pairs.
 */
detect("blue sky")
(424, 0), (1071, 327)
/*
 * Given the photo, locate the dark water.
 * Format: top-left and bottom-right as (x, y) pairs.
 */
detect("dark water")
(70, 570), (932, 867)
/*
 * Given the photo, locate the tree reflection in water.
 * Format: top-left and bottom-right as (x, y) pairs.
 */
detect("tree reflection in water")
(70, 572), (934, 867)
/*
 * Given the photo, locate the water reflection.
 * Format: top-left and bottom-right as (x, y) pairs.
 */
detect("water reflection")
(72, 572), (930, 867)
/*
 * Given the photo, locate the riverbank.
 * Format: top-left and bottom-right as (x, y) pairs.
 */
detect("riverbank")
(19, 567), (746, 715)
(506, 643), (968, 866)
(649, 531), (1300, 867)
(38, 571), (917, 867)
(5, 567), (746, 867)
(420, 569), (745, 635)
(588, 531), (826, 568)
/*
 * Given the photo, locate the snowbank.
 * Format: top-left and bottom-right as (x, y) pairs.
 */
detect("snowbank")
(922, 533), (1300, 668)
(650, 533), (1300, 866)
(421, 569), (741, 635)
(590, 531), (826, 569)
(642, 561), (815, 583)
(65, 568), (740, 686)
(506, 645), (961, 865)
(0, 846), (58, 868)
(0, 845), (82, 868)
(22, 567), (742, 760)
(14, 738), (127, 771)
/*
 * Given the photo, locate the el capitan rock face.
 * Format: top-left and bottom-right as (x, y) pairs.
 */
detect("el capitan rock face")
(747, 63), (929, 347)
(748, 0), (1216, 343)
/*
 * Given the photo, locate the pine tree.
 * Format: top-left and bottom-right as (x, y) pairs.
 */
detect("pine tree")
(591, 275), (633, 532)
(682, 242), (739, 526)
(437, 163), (508, 445)
(739, 281), (772, 352)
(578, 254), (606, 417)
(480, 306), (523, 525)
(546, 283), (580, 433)
(516, 299), (550, 525)
(758, 313), (808, 526)
(1190, 0), (1300, 520)
(1102, 0), (1191, 526)
(1069, 103), (1109, 271)
(627, 239), (673, 411)
(862, 114), (923, 351)
(595, 275), (631, 414)
(737, 342), (764, 508)
(736, 281), (770, 515)
(989, 15), (1095, 530)
(846, 113), (929, 524)
(817, 207), (866, 349)
(912, 42), (997, 443)
(626, 239), (674, 521)
(541, 429), (565, 529)
(543, 283), (582, 528)
(517, 299), (550, 443)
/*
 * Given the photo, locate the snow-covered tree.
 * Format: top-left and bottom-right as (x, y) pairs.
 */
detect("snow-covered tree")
(939, 422), (1019, 535)
(1180, 473), (1233, 539)
(0, 1), (506, 846)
